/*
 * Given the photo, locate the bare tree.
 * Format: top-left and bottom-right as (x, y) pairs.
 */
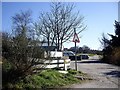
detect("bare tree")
(36, 2), (86, 51)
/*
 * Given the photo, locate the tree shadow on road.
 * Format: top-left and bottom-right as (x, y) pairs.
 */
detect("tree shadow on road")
(104, 71), (120, 78)
(78, 60), (103, 64)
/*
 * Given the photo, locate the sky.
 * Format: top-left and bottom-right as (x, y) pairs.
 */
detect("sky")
(2, 2), (118, 50)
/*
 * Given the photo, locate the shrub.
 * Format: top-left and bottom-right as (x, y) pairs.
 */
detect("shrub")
(101, 47), (120, 66)
(110, 47), (120, 66)
(2, 58), (12, 72)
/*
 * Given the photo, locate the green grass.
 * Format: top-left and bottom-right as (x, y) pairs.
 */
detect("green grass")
(77, 53), (96, 57)
(68, 69), (78, 75)
(7, 69), (83, 89)
(76, 53), (82, 56)
(3, 60), (91, 89)
(68, 69), (87, 76)
(88, 54), (95, 56)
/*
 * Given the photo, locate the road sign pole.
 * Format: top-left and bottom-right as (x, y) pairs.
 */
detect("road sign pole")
(74, 28), (77, 71)
(75, 41), (77, 71)
(73, 27), (80, 71)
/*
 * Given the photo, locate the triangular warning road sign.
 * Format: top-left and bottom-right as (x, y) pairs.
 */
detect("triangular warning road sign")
(72, 33), (80, 43)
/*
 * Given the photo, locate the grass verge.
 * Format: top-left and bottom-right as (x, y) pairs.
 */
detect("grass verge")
(4, 69), (91, 89)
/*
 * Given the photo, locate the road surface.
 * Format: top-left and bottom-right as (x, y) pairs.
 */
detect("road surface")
(69, 59), (120, 88)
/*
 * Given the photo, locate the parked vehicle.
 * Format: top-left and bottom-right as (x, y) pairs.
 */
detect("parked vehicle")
(78, 54), (89, 59)
(63, 51), (81, 60)
(63, 51), (89, 60)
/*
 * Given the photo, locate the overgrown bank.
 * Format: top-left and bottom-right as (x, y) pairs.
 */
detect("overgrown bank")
(3, 66), (90, 89)
(100, 21), (120, 66)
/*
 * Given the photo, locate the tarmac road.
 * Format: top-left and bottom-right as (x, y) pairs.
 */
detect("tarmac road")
(69, 59), (120, 88)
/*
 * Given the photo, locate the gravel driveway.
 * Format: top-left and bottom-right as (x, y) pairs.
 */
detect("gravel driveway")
(69, 59), (120, 88)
